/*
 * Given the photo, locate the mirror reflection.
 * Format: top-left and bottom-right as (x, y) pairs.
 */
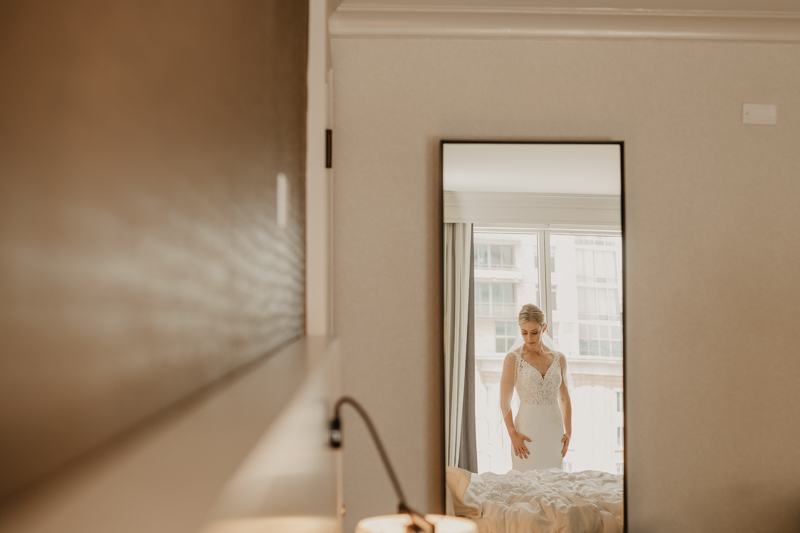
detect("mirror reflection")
(442, 141), (625, 532)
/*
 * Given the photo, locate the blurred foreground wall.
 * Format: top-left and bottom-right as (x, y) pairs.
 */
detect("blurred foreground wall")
(0, 0), (308, 499)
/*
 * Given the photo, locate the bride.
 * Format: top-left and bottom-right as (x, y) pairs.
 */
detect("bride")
(500, 303), (573, 471)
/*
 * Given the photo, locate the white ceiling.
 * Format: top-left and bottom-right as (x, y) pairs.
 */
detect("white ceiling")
(340, 0), (800, 12)
(443, 143), (621, 195)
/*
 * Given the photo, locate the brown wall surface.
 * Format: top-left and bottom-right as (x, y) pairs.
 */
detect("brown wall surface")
(0, 0), (307, 499)
(331, 38), (800, 532)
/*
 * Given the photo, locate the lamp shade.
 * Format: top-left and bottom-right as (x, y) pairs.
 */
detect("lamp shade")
(355, 514), (476, 533)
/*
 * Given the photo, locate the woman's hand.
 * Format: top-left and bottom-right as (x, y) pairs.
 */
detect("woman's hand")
(560, 433), (570, 458)
(510, 430), (532, 459)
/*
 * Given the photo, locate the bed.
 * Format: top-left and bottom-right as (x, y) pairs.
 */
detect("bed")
(445, 466), (624, 533)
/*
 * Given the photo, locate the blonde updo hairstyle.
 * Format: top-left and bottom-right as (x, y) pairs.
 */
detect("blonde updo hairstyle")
(518, 303), (546, 326)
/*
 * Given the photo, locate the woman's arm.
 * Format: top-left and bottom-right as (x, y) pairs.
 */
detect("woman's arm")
(558, 353), (573, 458)
(500, 353), (531, 459)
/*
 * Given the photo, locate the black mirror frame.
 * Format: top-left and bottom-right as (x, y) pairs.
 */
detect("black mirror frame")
(438, 139), (627, 531)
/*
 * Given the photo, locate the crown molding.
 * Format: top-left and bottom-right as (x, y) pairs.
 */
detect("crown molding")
(329, 5), (800, 43)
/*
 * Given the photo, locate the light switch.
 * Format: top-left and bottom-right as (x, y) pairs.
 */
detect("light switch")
(277, 173), (289, 229)
(743, 104), (777, 125)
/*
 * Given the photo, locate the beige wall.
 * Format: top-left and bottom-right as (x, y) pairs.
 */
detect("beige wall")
(331, 38), (800, 532)
(0, 0), (308, 499)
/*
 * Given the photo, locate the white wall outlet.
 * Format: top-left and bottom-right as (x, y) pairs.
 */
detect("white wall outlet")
(277, 173), (289, 229)
(743, 104), (777, 126)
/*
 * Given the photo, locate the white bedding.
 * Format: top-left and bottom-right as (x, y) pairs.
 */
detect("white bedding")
(446, 467), (623, 533)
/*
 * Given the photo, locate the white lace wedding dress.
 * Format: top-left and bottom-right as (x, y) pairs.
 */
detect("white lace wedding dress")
(511, 346), (565, 472)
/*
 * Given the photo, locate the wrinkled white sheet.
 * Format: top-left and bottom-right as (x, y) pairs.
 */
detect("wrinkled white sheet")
(448, 468), (623, 533)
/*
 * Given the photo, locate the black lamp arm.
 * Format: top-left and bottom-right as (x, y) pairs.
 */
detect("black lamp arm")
(329, 396), (434, 533)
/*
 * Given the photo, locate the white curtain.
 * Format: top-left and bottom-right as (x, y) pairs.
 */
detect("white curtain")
(443, 223), (472, 468)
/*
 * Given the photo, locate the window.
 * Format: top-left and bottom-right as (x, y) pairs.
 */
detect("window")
(616, 427), (624, 448)
(563, 462), (573, 473)
(616, 463), (624, 475)
(474, 243), (514, 269)
(495, 321), (517, 353)
(576, 248), (618, 284)
(616, 391), (623, 413)
(577, 287), (620, 321)
(475, 281), (516, 318)
(474, 244), (489, 268)
(576, 236), (618, 247)
(579, 323), (622, 357)
(551, 285), (557, 311)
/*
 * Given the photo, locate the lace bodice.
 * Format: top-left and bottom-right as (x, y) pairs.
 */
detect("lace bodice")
(515, 348), (563, 405)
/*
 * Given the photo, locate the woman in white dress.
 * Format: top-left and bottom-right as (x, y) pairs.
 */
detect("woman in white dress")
(500, 303), (572, 471)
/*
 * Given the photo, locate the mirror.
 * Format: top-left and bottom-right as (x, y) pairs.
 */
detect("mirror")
(441, 141), (625, 528)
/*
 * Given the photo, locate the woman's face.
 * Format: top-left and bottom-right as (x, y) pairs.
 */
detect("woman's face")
(520, 321), (547, 349)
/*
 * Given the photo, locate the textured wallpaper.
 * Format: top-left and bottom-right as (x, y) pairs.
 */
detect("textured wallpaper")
(0, 0), (307, 498)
